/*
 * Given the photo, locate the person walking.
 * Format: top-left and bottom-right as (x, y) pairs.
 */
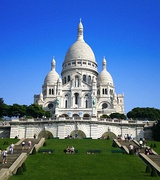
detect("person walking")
(28, 140), (32, 149)
(10, 143), (14, 154)
(2, 149), (7, 164)
(22, 141), (25, 150)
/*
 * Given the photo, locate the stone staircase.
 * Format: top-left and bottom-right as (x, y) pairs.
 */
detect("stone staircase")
(0, 138), (40, 170)
(119, 140), (146, 154)
(116, 139), (160, 175)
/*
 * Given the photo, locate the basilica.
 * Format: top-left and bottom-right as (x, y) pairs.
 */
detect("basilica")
(34, 20), (124, 119)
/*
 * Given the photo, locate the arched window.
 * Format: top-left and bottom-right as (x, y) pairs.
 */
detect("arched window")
(75, 76), (79, 87)
(68, 75), (70, 82)
(65, 100), (67, 108)
(105, 89), (107, 94)
(75, 93), (79, 105)
(64, 77), (66, 84)
(85, 100), (88, 108)
(88, 75), (91, 84)
(49, 89), (51, 95)
(83, 74), (86, 82)
(52, 89), (54, 95)
(102, 89), (105, 95)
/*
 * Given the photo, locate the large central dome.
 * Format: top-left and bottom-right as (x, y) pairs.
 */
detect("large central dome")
(64, 20), (96, 63)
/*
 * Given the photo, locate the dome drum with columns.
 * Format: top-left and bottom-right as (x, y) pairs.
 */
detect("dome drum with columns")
(34, 20), (124, 118)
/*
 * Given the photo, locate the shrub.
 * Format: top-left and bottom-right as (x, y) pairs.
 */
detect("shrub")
(150, 143), (153, 148)
(16, 167), (23, 175)
(145, 165), (151, 173)
(43, 142), (47, 146)
(21, 162), (26, 172)
(153, 143), (157, 148)
(129, 149), (134, 155)
(32, 147), (36, 155)
(151, 168), (158, 177)
(112, 141), (118, 147)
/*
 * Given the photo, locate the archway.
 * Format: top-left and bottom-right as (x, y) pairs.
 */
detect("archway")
(70, 130), (86, 139)
(73, 114), (79, 120)
(83, 114), (90, 120)
(101, 132), (117, 140)
(38, 130), (53, 139)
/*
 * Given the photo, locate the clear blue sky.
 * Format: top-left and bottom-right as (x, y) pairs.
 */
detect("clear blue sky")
(0, 0), (160, 113)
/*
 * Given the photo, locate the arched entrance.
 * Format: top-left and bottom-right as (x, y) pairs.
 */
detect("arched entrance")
(70, 130), (86, 139)
(101, 132), (117, 140)
(38, 130), (53, 139)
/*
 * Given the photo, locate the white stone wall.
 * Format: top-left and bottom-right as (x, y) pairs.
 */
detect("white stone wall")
(10, 121), (144, 140)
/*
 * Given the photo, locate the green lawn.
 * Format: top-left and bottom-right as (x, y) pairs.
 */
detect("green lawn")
(0, 138), (19, 150)
(9, 139), (160, 180)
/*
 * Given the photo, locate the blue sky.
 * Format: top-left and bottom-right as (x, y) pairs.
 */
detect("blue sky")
(0, 0), (160, 113)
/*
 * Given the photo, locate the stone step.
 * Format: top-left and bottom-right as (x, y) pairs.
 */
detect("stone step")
(0, 138), (40, 171)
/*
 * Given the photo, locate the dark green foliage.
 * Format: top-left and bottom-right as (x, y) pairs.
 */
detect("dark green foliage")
(153, 143), (157, 148)
(112, 140), (118, 147)
(146, 165), (151, 173)
(127, 107), (160, 120)
(129, 149), (134, 155)
(26, 104), (45, 118)
(43, 142), (47, 146)
(150, 143), (153, 148)
(110, 113), (126, 120)
(16, 167), (23, 175)
(152, 121), (160, 141)
(100, 114), (109, 118)
(21, 162), (26, 172)
(3, 141), (8, 145)
(107, 135), (110, 140)
(0, 99), (48, 118)
(151, 168), (158, 177)
(32, 147), (36, 155)
(45, 111), (51, 118)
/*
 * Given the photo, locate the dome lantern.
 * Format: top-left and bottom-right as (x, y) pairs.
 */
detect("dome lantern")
(77, 18), (84, 42)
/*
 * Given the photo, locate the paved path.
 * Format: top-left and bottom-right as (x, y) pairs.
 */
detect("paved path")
(0, 138), (39, 170)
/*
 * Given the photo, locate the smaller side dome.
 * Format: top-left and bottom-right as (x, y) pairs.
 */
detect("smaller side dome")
(44, 58), (60, 85)
(97, 57), (114, 86)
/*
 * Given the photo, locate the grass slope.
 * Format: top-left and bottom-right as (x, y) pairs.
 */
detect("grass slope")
(9, 139), (160, 180)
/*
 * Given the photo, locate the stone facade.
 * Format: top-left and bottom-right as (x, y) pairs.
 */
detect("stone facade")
(9, 119), (144, 140)
(34, 20), (124, 118)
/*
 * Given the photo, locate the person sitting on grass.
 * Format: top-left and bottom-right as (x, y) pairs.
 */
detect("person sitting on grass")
(65, 146), (70, 154)
(70, 146), (75, 154)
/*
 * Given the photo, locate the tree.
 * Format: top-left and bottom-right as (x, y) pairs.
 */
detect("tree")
(45, 111), (52, 118)
(26, 104), (45, 118)
(127, 107), (160, 120)
(0, 98), (4, 117)
(152, 121), (160, 141)
(110, 113), (126, 120)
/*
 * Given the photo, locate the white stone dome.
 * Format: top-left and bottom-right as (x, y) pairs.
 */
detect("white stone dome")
(97, 58), (114, 86)
(44, 58), (61, 85)
(98, 69), (113, 86)
(64, 20), (96, 63)
(64, 41), (96, 63)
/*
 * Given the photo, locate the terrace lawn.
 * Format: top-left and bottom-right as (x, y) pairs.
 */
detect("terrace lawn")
(10, 139), (159, 180)
(0, 138), (19, 150)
